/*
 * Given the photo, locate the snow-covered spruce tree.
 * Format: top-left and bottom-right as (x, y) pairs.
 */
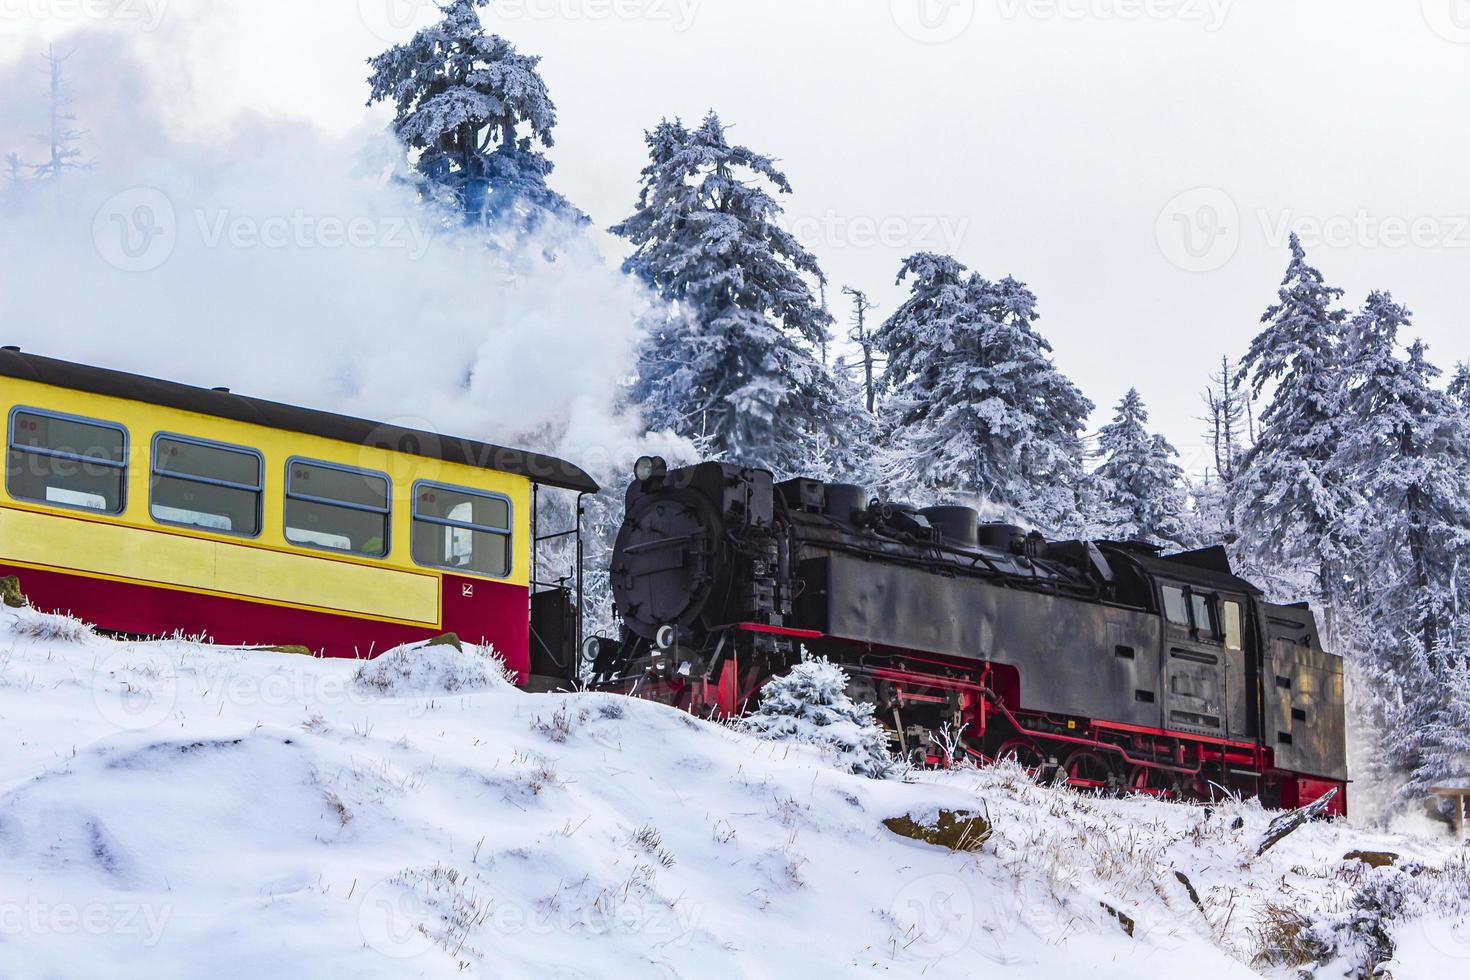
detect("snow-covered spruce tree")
(874, 252), (1092, 529)
(1090, 388), (1191, 548)
(1232, 233), (1351, 612)
(807, 356), (879, 485)
(611, 112), (853, 477)
(738, 658), (895, 778)
(1409, 662), (1470, 795)
(1333, 295), (1470, 797)
(365, 0), (581, 230)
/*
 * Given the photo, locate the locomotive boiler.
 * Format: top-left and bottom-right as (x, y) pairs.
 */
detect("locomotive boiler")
(588, 459), (1348, 813)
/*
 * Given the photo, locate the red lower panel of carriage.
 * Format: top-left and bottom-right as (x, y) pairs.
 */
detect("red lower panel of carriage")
(0, 564), (530, 681)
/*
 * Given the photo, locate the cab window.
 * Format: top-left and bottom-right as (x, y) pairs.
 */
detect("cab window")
(1191, 593), (1218, 640)
(1222, 600), (1244, 651)
(151, 435), (263, 536)
(6, 409), (127, 514)
(1161, 586), (1190, 626)
(411, 482), (511, 577)
(284, 459), (390, 557)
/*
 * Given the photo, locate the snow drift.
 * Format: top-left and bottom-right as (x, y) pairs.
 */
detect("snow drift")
(1, 605), (1468, 978)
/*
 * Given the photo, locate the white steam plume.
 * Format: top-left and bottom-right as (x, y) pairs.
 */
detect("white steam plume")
(0, 31), (688, 483)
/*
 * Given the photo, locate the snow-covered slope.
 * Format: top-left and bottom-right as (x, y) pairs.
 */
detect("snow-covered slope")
(0, 605), (1466, 979)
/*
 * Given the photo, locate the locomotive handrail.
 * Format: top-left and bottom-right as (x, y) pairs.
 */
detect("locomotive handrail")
(622, 533), (701, 554)
(812, 537), (1101, 601)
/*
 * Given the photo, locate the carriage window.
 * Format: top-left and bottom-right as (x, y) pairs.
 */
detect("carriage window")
(1162, 586), (1190, 626)
(6, 409), (127, 514)
(1192, 593), (1218, 639)
(151, 436), (263, 536)
(284, 460), (390, 557)
(411, 483), (511, 577)
(1222, 600), (1244, 651)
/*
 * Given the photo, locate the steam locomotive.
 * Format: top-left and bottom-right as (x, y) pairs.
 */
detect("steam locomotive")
(588, 459), (1348, 814)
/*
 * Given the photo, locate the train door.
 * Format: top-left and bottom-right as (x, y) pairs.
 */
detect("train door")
(1158, 582), (1233, 740)
(1216, 595), (1251, 740)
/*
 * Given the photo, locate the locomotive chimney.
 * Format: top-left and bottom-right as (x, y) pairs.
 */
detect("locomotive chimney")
(978, 523), (1027, 553)
(921, 506), (980, 549)
(823, 484), (867, 524)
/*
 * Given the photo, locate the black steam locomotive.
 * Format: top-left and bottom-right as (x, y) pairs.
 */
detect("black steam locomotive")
(587, 459), (1348, 813)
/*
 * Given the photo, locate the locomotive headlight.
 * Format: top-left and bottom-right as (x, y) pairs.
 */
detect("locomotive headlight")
(634, 455), (668, 484)
(655, 624), (677, 651)
(580, 635), (604, 663)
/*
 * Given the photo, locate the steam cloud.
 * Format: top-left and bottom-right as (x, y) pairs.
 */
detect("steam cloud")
(0, 30), (687, 483)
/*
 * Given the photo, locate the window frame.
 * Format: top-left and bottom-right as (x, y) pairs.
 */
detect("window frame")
(1191, 592), (1220, 643)
(148, 432), (265, 539)
(410, 479), (514, 580)
(1160, 582), (1226, 644)
(1161, 584), (1191, 627)
(283, 456), (392, 560)
(6, 405), (130, 516)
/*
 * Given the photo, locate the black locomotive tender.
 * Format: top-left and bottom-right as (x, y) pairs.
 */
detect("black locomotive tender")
(588, 459), (1348, 814)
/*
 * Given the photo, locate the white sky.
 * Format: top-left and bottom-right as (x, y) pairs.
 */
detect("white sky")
(4, 0), (1469, 472)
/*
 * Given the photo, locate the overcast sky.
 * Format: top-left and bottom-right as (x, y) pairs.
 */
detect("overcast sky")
(4, 0), (1468, 472)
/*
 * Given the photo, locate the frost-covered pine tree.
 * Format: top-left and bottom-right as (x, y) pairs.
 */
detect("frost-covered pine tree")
(31, 45), (88, 182)
(1192, 356), (1253, 545)
(1233, 233), (1350, 609)
(875, 252), (1092, 528)
(1408, 664), (1470, 797)
(1091, 388), (1191, 548)
(808, 356), (879, 485)
(1449, 362), (1470, 408)
(612, 112), (849, 476)
(365, 0), (580, 230)
(739, 658), (895, 778)
(1333, 295), (1470, 797)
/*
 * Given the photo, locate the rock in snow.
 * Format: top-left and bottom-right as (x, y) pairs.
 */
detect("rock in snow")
(0, 606), (1466, 978)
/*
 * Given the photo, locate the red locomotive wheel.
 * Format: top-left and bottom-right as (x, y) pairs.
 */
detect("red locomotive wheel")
(1063, 750), (1115, 787)
(995, 739), (1047, 773)
(1127, 764), (1174, 797)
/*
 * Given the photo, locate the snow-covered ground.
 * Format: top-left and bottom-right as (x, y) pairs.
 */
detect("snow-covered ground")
(0, 604), (1467, 979)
